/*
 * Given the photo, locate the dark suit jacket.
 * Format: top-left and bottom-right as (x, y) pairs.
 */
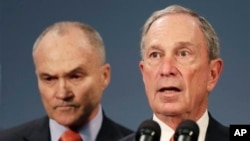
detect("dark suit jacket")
(119, 113), (229, 141)
(0, 114), (133, 141)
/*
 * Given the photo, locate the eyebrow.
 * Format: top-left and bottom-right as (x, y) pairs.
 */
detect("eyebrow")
(67, 67), (85, 74)
(38, 67), (85, 78)
(38, 72), (54, 78)
(148, 41), (193, 49)
(147, 44), (163, 51)
(174, 41), (194, 48)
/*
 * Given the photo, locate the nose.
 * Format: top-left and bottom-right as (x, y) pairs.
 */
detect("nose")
(160, 57), (178, 77)
(55, 79), (73, 100)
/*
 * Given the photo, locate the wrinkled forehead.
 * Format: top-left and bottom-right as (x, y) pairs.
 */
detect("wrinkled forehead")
(144, 14), (205, 47)
(141, 13), (205, 56)
(148, 13), (201, 36)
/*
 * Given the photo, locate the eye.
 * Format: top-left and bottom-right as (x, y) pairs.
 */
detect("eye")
(175, 48), (196, 65)
(45, 77), (55, 81)
(178, 50), (190, 57)
(69, 73), (83, 80)
(149, 52), (161, 58)
(40, 75), (57, 83)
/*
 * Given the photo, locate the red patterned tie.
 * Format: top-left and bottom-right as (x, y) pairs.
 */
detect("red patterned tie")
(59, 129), (82, 141)
(170, 135), (174, 141)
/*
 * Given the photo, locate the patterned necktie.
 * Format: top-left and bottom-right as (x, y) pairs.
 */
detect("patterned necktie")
(59, 129), (82, 141)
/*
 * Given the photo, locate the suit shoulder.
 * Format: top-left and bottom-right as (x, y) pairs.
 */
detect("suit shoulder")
(209, 115), (229, 134)
(104, 116), (133, 134)
(0, 116), (49, 140)
(96, 115), (133, 141)
(207, 114), (229, 141)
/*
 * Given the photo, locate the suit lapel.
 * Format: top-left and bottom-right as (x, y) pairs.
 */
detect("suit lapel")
(24, 116), (50, 141)
(205, 113), (229, 141)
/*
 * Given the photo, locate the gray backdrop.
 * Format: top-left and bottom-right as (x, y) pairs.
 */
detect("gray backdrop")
(1, 0), (250, 131)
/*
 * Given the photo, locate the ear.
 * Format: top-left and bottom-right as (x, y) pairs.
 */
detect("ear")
(139, 60), (145, 74)
(139, 60), (147, 83)
(101, 63), (111, 89)
(207, 58), (223, 92)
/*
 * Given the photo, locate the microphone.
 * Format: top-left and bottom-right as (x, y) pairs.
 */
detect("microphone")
(135, 119), (161, 141)
(174, 119), (199, 141)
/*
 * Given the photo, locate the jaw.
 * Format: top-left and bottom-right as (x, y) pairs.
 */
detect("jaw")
(153, 97), (208, 130)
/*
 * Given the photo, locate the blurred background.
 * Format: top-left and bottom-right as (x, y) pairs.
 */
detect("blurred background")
(1, 0), (250, 131)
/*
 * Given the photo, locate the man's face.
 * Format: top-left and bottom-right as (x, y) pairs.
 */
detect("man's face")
(140, 14), (222, 119)
(33, 28), (110, 128)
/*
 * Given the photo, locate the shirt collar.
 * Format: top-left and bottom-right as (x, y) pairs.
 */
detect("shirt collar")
(153, 110), (208, 141)
(196, 110), (209, 141)
(49, 104), (103, 141)
(153, 114), (174, 141)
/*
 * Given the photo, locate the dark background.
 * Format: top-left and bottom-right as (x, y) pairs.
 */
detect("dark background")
(1, 0), (250, 131)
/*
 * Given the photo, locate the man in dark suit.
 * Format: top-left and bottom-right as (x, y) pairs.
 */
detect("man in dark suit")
(0, 21), (132, 141)
(120, 4), (229, 141)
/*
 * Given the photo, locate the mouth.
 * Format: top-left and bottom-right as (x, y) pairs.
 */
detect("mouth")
(54, 104), (78, 110)
(158, 86), (181, 93)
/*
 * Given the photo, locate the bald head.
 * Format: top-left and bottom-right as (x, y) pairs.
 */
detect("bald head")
(33, 21), (106, 64)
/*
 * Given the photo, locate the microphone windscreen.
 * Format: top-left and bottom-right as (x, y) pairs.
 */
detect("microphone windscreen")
(174, 119), (199, 141)
(135, 119), (161, 141)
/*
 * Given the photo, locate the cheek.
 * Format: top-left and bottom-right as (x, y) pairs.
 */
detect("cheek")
(142, 71), (155, 95)
(184, 63), (209, 86)
(38, 86), (54, 115)
(142, 69), (158, 106)
(75, 81), (102, 103)
(74, 85), (89, 99)
(38, 83), (53, 102)
(142, 66), (157, 84)
(184, 66), (209, 102)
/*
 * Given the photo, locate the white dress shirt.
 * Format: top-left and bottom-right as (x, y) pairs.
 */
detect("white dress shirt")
(49, 104), (103, 141)
(153, 110), (209, 141)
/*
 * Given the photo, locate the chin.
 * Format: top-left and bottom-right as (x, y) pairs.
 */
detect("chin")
(159, 106), (182, 115)
(55, 116), (78, 126)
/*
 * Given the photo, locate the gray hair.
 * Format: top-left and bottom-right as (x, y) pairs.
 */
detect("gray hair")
(141, 5), (220, 61)
(33, 21), (106, 64)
